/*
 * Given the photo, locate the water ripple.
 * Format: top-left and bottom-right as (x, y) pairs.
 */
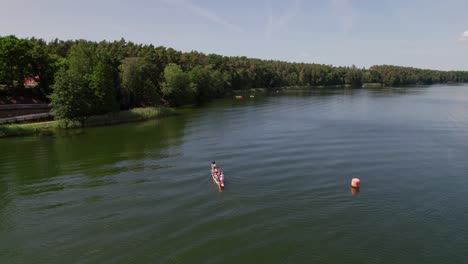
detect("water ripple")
(2, 85), (468, 263)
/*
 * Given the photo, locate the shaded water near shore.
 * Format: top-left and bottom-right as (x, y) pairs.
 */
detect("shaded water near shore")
(1, 85), (468, 263)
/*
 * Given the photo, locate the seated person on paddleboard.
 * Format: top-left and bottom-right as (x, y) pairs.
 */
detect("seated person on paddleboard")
(211, 161), (224, 182)
(214, 168), (223, 182)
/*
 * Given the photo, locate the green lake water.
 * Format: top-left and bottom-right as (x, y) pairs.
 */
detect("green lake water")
(1, 85), (468, 263)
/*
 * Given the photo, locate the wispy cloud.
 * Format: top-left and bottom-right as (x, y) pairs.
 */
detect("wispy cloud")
(265, 0), (302, 40)
(160, 0), (243, 33)
(458, 30), (468, 41)
(331, 0), (355, 35)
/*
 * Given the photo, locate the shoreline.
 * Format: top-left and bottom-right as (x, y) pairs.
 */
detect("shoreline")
(0, 107), (176, 139)
(233, 82), (468, 95)
(2, 83), (467, 139)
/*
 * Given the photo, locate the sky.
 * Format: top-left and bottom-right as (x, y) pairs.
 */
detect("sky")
(1, 0), (468, 70)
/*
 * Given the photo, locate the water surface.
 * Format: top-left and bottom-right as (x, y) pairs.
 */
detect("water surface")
(1, 85), (468, 263)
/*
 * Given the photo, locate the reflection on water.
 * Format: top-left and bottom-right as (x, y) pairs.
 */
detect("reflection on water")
(0, 116), (187, 182)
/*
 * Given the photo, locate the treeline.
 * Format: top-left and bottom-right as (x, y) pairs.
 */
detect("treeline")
(1, 35), (468, 119)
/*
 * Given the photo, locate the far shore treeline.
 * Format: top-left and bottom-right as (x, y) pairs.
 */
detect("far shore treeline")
(1, 35), (468, 120)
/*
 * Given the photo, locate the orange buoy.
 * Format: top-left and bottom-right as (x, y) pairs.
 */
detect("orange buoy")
(351, 178), (361, 188)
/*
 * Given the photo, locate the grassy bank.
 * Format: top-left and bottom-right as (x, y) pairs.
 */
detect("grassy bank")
(0, 107), (176, 138)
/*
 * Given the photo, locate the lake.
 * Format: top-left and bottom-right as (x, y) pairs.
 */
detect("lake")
(1, 84), (468, 263)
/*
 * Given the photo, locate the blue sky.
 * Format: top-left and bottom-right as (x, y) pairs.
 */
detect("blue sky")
(1, 0), (468, 70)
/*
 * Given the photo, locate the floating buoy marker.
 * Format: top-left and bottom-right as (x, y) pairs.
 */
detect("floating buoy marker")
(351, 178), (361, 188)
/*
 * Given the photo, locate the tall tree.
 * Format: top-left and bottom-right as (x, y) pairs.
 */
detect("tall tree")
(0, 36), (33, 88)
(161, 63), (193, 106)
(49, 68), (95, 121)
(119, 57), (159, 108)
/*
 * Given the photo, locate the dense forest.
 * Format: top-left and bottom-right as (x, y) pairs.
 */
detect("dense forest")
(1, 35), (468, 120)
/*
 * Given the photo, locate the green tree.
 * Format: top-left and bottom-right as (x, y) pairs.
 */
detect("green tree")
(160, 63), (193, 105)
(0, 36), (33, 88)
(345, 66), (363, 87)
(188, 66), (216, 103)
(89, 61), (118, 112)
(67, 41), (96, 75)
(29, 38), (60, 94)
(49, 69), (95, 121)
(50, 42), (119, 119)
(287, 72), (299, 86)
(119, 57), (159, 108)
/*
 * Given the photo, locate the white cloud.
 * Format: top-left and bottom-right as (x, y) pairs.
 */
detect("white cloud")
(160, 0), (243, 33)
(458, 30), (468, 41)
(264, 0), (302, 40)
